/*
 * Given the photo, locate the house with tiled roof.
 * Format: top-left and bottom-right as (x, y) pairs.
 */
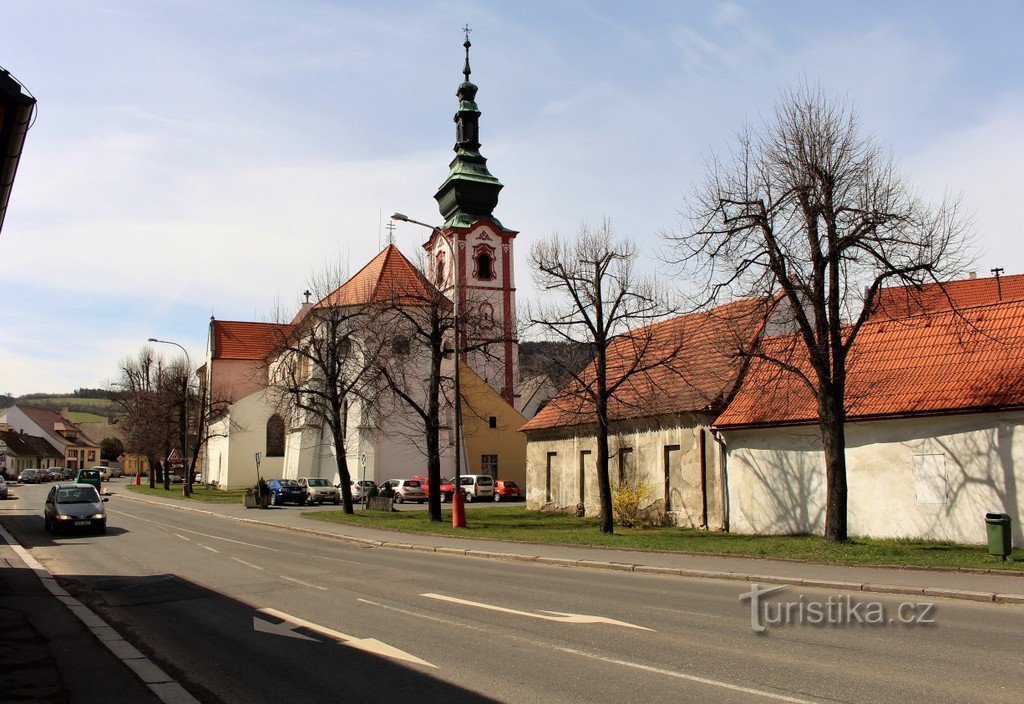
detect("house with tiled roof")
(0, 426), (63, 476)
(0, 406), (99, 470)
(716, 274), (1024, 546)
(520, 297), (773, 527)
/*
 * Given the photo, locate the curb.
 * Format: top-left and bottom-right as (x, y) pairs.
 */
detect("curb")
(0, 524), (200, 704)
(114, 491), (1024, 606)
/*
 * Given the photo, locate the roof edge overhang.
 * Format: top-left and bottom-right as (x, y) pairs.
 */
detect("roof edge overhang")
(714, 403), (1024, 432)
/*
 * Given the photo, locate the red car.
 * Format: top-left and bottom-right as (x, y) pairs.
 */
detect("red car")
(493, 480), (522, 502)
(409, 475), (457, 502)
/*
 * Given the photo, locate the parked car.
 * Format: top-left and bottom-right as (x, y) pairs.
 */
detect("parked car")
(43, 483), (108, 534)
(0, 475), (7, 499)
(493, 479), (522, 502)
(266, 479), (307, 506)
(456, 474), (494, 502)
(61, 468), (75, 480)
(409, 474), (456, 502)
(167, 472), (183, 484)
(18, 468), (42, 484)
(74, 468), (102, 494)
(48, 468), (64, 482)
(380, 479), (426, 504)
(343, 479), (377, 501)
(298, 477), (340, 505)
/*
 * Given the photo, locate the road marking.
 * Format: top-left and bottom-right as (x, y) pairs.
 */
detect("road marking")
(110, 510), (275, 551)
(280, 575), (328, 591)
(421, 592), (654, 631)
(256, 607), (435, 668)
(199, 544), (220, 554)
(253, 616), (317, 641)
(172, 532), (191, 542)
(362, 598), (818, 703)
(231, 557), (264, 570)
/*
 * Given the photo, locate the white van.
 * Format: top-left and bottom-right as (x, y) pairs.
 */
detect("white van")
(457, 474), (494, 502)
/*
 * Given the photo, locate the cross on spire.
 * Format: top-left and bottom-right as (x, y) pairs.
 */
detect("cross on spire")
(385, 220), (396, 246)
(462, 24), (472, 82)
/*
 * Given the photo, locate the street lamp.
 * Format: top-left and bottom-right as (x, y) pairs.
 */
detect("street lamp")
(390, 212), (467, 528)
(148, 337), (193, 496)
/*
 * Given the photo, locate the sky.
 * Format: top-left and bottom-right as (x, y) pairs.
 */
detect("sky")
(2, 1), (1023, 395)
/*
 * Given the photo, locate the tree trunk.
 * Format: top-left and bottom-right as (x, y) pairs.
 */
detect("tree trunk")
(595, 420), (613, 534)
(426, 424), (442, 522)
(149, 458), (157, 489)
(331, 417), (354, 515)
(820, 387), (848, 542)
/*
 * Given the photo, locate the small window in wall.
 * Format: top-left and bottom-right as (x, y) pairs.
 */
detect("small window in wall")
(913, 454), (948, 505)
(481, 454), (498, 478)
(579, 450), (591, 504)
(266, 414), (285, 457)
(488, 416), (497, 429)
(546, 452), (557, 503)
(618, 447), (634, 483)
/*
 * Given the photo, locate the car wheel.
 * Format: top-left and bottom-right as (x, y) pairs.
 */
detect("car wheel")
(394, 493), (404, 504)
(494, 493), (501, 502)
(270, 493), (279, 506)
(465, 492), (474, 503)
(333, 497), (340, 505)
(418, 500), (424, 504)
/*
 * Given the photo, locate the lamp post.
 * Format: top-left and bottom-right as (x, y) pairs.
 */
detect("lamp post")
(148, 337), (193, 496)
(390, 212), (467, 528)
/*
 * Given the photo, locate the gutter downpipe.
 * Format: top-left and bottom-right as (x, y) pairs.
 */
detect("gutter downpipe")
(698, 428), (708, 529)
(710, 428), (729, 532)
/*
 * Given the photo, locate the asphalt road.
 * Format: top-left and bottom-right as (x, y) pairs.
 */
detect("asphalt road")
(2, 481), (1023, 704)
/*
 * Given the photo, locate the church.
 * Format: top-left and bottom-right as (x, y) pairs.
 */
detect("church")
(202, 37), (536, 491)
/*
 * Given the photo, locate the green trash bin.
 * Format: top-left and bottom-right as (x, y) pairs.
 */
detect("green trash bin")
(985, 512), (1012, 560)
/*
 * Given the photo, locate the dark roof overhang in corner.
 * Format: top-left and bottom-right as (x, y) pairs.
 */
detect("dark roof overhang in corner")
(0, 68), (36, 236)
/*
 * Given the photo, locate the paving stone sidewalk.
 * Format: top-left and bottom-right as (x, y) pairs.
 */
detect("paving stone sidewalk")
(112, 487), (1024, 604)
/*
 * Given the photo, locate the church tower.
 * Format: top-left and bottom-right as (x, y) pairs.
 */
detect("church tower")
(424, 31), (519, 405)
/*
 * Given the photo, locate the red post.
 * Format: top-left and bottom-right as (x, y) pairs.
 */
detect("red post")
(135, 471), (141, 485)
(451, 492), (466, 528)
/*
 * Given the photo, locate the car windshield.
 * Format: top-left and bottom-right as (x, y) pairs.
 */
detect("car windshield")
(78, 471), (99, 479)
(503, 481), (518, 488)
(307, 479), (330, 487)
(478, 477), (493, 485)
(280, 480), (300, 487)
(56, 487), (99, 504)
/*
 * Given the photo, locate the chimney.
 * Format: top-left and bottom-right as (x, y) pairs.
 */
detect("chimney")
(969, 271), (978, 279)
(61, 406), (70, 418)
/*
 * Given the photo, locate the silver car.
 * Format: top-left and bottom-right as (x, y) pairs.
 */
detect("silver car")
(298, 477), (341, 505)
(382, 479), (426, 504)
(43, 483), (108, 534)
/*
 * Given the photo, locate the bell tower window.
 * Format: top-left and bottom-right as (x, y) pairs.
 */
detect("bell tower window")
(473, 244), (496, 281)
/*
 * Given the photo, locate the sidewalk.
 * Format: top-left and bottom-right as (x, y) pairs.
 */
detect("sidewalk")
(113, 488), (1024, 605)
(0, 530), (169, 704)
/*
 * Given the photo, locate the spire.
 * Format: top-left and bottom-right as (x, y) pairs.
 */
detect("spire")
(434, 27), (504, 229)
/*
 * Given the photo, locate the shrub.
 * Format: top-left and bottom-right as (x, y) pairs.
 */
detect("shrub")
(611, 477), (657, 527)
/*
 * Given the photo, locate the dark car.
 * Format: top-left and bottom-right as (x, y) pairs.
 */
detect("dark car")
(44, 483), (108, 534)
(18, 468), (42, 484)
(75, 468), (102, 494)
(493, 480), (522, 502)
(266, 479), (307, 506)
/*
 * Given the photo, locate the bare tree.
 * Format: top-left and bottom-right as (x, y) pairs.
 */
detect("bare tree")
(665, 84), (972, 541)
(268, 261), (384, 514)
(529, 219), (677, 534)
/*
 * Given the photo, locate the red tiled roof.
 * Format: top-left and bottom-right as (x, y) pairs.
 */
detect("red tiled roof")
(212, 321), (292, 360)
(715, 298), (1024, 429)
(870, 274), (1024, 320)
(521, 298), (770, 432)
(18, 406), (98, 448)
(316, 245), (439, 308)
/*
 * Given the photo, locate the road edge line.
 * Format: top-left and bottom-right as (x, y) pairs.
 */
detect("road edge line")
(0, 524), (201, 704)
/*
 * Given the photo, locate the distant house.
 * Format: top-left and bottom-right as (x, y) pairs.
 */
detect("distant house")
(0, 426), (63, 476)
(516, 373), (558, 421)
(0, 406), (100, 469)
(462, 363), (527, 486)
(520, 298), (770, 527)
(716, 275), (1024, 546)
(77, 418), (150, 476)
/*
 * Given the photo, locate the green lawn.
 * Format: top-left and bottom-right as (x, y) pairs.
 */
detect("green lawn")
(126, 483), (247, 504)
(302, 506), (1024, 572)
(67, 411), (109, 423)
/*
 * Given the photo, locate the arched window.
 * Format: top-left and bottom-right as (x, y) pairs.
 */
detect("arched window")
(266, 414), (285, 457)
(473, 244), (496, 281)
(435, 252), (446, 287)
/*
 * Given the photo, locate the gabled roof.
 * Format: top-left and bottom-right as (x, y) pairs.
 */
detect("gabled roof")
(316, 245), (440, 308)
(870, 274), (1024, 320)
(716, 297), (1024, 429)
(212, 321), (292, 361)
(18, 406), (98, 448)
(520, 298), (770, 432)
(1, 428), (42, 456)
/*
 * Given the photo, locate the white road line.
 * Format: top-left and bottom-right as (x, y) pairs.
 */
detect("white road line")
(109, 510), (276, 551)
(231, 557), (264, 570)
(0, 524), (200, 704)
(172, 533), (192, 542)
(280, 575), (328, 591)
(257, 607), (435, 668)
(421, 592), (653, 630)
(360, 597), (820, 704)
(199, 544), (220, 554)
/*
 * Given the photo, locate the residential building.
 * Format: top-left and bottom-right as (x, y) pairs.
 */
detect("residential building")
(0, 426), (63, 476)
(0, 406), (99, 469)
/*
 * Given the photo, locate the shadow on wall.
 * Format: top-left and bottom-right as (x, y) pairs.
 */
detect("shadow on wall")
(738, 435), (825, 535)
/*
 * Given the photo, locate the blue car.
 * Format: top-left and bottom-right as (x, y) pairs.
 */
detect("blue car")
(266, 479), (307, 506)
